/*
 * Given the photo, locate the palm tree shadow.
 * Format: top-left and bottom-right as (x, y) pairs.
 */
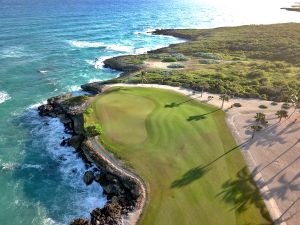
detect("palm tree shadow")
(217, 167), (273, 223)
(170, 142), (247, 189)
(171, 166), (209, 188)
(187, 115), (206, 121)
(187, 109), (221, 121)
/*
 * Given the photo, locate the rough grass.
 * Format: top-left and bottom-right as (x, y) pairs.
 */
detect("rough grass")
(85, 87), (272, 225)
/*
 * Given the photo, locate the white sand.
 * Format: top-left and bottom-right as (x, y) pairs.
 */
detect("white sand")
(106, 83), (300, 225)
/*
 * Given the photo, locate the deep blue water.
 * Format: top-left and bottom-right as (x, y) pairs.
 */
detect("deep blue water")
(0, 0), (299, 224)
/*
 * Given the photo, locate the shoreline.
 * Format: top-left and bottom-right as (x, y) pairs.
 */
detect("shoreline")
(38, 93), (148, 225)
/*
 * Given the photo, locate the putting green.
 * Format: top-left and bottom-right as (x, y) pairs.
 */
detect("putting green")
(85, 87), (272, 225)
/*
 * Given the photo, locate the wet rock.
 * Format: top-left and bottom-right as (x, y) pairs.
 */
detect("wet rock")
(48, 93), (72, 106)
(70, 218), (90, 225)
(83, 171), (95, 186)
(81, 82), (103, 94)
(60, 139), (69, 146)
(68, 135), (84, 149)
(38, 104), (54, 117)
(72, 115), (84, 134)
(90, 202), (123, 225)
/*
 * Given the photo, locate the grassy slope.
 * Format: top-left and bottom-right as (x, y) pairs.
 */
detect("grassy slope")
(104, 23), (300, 102)
(85, 87), (272, 225)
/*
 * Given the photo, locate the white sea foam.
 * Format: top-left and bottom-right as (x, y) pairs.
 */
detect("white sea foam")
(38, 70), (48, 74)
(66, 85), (81, 92)
(22, 105), (106, 223)
(70, 40), (133, 53)
(0, 91), (11, 104)
(106, 44), (133, 53)
(0, 46), (27, 58)
(0, 162), (18, 171)
(86, 56), (112, 69)
(134, 28), (155, 36)
(69, 40), (105, 48)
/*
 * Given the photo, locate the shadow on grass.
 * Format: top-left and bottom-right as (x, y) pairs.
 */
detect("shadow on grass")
(186, 109), (221, 122)
(170, 142), (247, 189)
(217, 167), (273, 223)
(171, 166), (209, 188)
(187, 115), (206, 121)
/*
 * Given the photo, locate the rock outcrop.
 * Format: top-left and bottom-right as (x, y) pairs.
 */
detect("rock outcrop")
(81, 82), (104, 94)
(103, 56), (144, 75)
(83, 171), (95, 186)
(38, 91), (146, 225)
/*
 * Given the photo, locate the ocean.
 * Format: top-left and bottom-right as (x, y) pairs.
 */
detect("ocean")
(0, 0), (299, 224)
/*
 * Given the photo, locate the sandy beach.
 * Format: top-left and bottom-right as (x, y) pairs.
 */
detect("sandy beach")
(105, 83), (300, 225)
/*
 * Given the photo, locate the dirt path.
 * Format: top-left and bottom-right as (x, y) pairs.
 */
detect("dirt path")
(105, 83), (300, 225)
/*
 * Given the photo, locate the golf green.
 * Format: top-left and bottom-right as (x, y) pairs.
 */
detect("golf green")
(85, 87), (272, 225)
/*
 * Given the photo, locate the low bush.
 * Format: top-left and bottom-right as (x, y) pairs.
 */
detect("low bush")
(271, 102), (278, 106)
(85, 123), (103, 137)
(233, 103), (242, 107)
(281, 102), (291, 109)
(162, 56), (177, 62)
(167, 63), (185, 69)
(259, 104), (268, 109)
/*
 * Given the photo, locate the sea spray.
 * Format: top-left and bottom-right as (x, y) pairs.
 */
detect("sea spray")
(14, 105), (107, 224)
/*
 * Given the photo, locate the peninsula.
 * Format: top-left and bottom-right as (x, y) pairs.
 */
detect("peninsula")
(39, 23), (300, 225)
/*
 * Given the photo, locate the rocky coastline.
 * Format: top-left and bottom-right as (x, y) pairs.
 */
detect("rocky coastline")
(38, 90), (147, 225)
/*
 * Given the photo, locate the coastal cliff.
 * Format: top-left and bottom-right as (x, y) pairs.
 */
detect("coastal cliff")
(38, 92), (147, 225)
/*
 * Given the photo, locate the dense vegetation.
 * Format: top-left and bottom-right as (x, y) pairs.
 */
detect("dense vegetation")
(85, 87), (272, 225)
(103, 23), (300, 101)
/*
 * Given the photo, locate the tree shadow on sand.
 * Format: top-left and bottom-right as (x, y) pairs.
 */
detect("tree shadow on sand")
(217, 167), (273, 223)
(170, 166), (209, 188)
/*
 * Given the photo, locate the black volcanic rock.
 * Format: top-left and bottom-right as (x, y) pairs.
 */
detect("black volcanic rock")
(83, 171), (95, 186)
(70, 218), (90, 225)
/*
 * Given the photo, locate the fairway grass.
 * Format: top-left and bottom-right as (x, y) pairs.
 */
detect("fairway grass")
(85, 87), (272, 225)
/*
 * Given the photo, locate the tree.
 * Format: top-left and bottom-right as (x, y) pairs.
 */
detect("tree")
(289, 93), (300, 118)
(140, 71), (147, 84)
(200, 83), (209, 98)
(275, 110), (289, 122)
(254, 112), (268, 127)
(250, 125), (262, 139)
(219, 94), (230, 109)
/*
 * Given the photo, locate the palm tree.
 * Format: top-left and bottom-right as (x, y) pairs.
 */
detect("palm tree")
(289, 93), (300, 118)
(250, 125), (262, 139)
(140, 71), (147, 84)
(254, 112), (268, 127)
(200, 83), (209, 98)
(219, 94), (230, 109)
(276, 110), (289, 122)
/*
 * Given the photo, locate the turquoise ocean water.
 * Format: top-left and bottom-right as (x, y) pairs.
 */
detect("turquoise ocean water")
(0, 0), (299, 224)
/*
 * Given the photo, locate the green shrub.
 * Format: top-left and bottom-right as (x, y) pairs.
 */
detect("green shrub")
(167, 64), (185, 69)
(85, 123), (102, 137)
(271, 102), (278, 106)
(259, 104), (268, 109)
(172, 53), (189, 61)
(281, 102), (291, 109)
(84, 108), (94, 115)
(199, 59), (219, 64)
(233, 103), (242, 107)
(162, 56), (177, 62)
(63, 96), (89, 106)
(193, 52), (221, 60)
